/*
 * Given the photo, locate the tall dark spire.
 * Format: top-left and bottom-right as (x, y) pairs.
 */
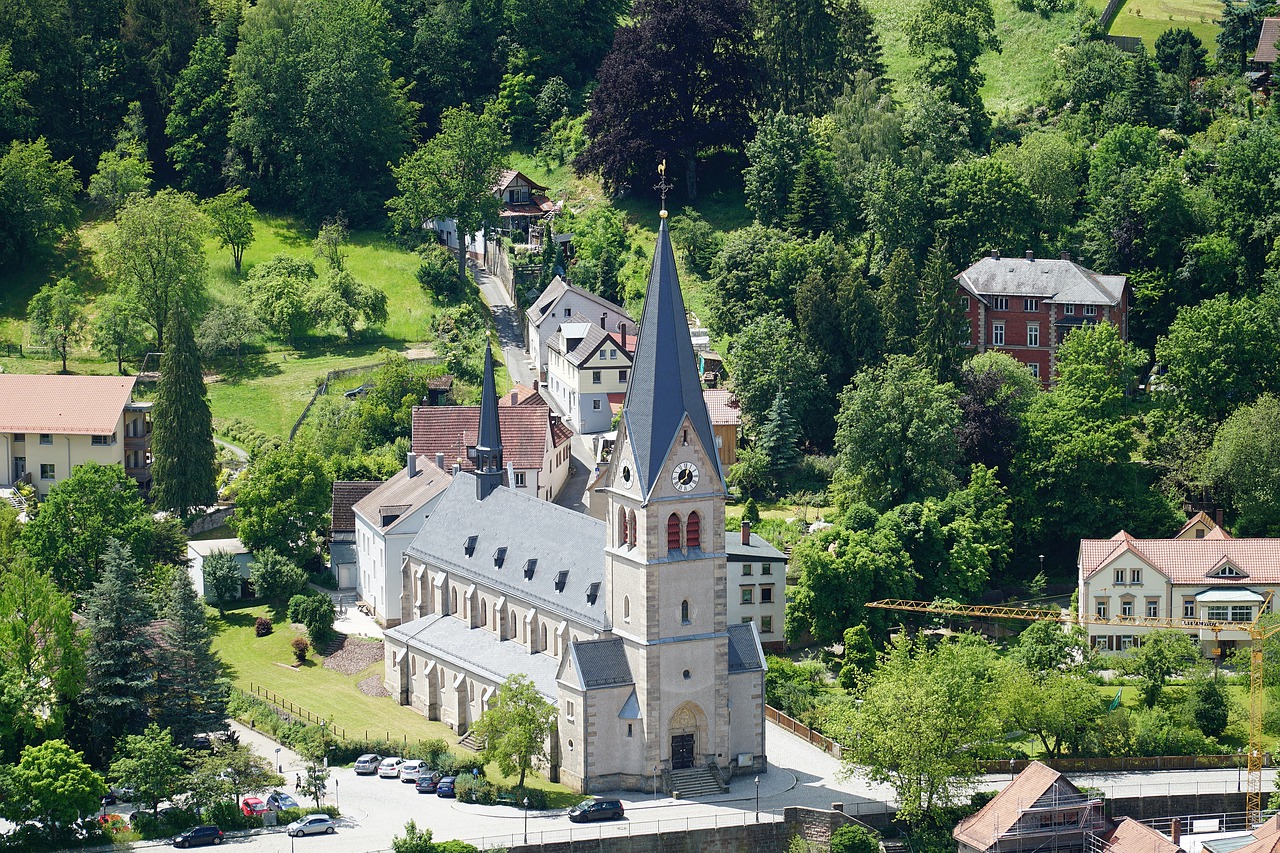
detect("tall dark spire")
(475, 341), (503, 500)
(620, 208), (722, 501)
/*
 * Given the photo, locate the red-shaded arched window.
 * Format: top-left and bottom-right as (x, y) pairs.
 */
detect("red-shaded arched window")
(627, 510), (637, 547)
(686, 511), (701, 549)
(667, 513), (682, 550)
(617, 507), (628, 547)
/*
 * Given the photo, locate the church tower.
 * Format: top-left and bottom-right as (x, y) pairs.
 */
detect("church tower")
(601, 203), (731, 776)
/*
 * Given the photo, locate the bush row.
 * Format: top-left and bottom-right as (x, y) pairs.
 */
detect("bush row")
(217, 417), (284, 458)
(453, 776), (551, 810)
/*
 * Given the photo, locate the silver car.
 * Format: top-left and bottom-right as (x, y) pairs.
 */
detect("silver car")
(285, 814), (335, 837)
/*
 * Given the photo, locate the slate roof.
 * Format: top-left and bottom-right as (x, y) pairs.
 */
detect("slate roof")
(1256, 18), (1280, 63)
(956, 256), (1125, 307)
(568, 637), (634, 688)
(726, 622), (765, 672)
(405, 472), (608, 628)
(1103, 819), (1183, 853)
(332, 481), (381, 532)
(386, 613), (561, 700)
(1223, 825), (1280, 853)
(0, 374), (137, 435)
(525, 276), (634, 332)
(552, 314), (631, 368)
(703, 390), (742, 426)
(621, 216), (724, 501)
(412, 406), (551, 471)
(187, 537), (249, 559)
(351, 459), (453, 533)
(726, 532), (787, 562)
(1080, 533), (1280, 584)
(330, 539), (356, 567)
(953, 762), (1076, 852)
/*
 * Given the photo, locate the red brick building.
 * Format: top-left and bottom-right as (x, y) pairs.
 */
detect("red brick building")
(956, 251), (1130, 384)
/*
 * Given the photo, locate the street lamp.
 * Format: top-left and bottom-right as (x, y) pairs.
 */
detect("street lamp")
(1038, 554), (1045, 574)
(523, 796), (530, 844)
(320, 721), (328, 769)
(653, 765), (659, 800)
(755, 776), (760, 822)
(275, 747), (282, 773)
(334, 778), (339, 811)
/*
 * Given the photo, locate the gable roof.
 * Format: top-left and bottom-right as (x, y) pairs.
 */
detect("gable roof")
(1256, 17), (1280, 63)
(412, 405), (552, 471)
(956, 255), (1126, 307)
(352, 459), (453, 532)
(726, 622), (765, 672)
(703, 389), (742, 426)
(499, 384), (545, 407)
(621, 215), (723, 501)
(1081, 536), (1280, 584)
(0, 374), (137, 435)
(954, 761), (1077, 852)
(567, 637), (634, 689)
(494, 169), (548, 195)
(1103, 818), (1183, 853)
(405, 473), (608, 628)
(1176, 511), (1231, 540)
(331, 481), (381, 532)
(1227, 826), (1280, 853)
(525, 276), (634, 332)
(552, 314), (632, 368)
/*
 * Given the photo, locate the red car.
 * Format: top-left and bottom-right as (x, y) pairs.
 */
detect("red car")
(241, 796), (269, 817)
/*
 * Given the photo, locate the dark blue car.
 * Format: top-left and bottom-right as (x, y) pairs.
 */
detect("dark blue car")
(436, 776), (456, 798)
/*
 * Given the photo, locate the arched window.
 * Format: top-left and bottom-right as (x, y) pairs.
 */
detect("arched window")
(617, 507), (628, 547)
(667, 513), (682, 550)
(686, 511), (701, 549)
(623, 596), (631, 621)
(681, 599), (690, 624)
(481, 599), (487, 626)
(540, 624), (548, 652)
(628, 510), (637, 547)
(509, 608), (516, 639)
(450, 586), (458, 614)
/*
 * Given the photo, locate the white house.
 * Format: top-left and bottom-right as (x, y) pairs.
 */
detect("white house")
(353, 454), (453, 627)
(187, 537), (252, 601)
(545, 313), (635, 434)
(525, 276), (634, 380)
(726, 522), (787, 653)
(1078, 513), (1280, 657)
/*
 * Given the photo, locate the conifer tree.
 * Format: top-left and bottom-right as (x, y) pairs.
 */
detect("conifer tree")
(78, 539), (155, 766)
(757, 388), (804, 485)
(914, 244), (969, 383)
(151, 300), (216, 518)
(876, 248), (919, 356)
(155, 570), (228, 746)
(786, 152), (836, 238)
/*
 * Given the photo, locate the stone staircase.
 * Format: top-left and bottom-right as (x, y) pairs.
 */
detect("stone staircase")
(458, 730), (485, 752)
(665, 766), (725, 798)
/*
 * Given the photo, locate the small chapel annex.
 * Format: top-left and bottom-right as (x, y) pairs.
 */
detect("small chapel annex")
(383, 207), (767, 794)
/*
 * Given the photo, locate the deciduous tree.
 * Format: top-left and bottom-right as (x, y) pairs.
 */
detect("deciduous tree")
(27, 277), (86, 372)
(241, 255), (320, 346)
(201, 551), (243, 607)
(1123, 629), (1200, 707)
(0, 138), (79, 266)
(91, 292), (143, 374)
(727, 314), (833, 447)
(151, 301), (216, 518)
(906, 0), (1000, 149)
(110, 723), (190, 817)
(235, 444), (332, 563)
(1207, 394), (1280, 535)
(0, 740), (106, 839)
(743, 111), (811, 229)
(203, 188), (255, 274)
(470, 673), (556, 788)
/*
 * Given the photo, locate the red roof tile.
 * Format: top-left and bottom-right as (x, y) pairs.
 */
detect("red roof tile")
(0, 375), (137, 435)
(703, 389), (742, 426)
(1081, 537), (1280, 584)
(954, 762), (1074, 852)
(1256, 18), (1280, 64)
(411, 406), (551, 470)
(1104, 818), (1182, 853)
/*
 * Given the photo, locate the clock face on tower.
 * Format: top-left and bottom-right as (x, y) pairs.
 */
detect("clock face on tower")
(672, 461), (699, 492)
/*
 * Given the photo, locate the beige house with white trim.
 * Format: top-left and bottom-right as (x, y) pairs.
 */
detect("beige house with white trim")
(0, 375), (152, 496)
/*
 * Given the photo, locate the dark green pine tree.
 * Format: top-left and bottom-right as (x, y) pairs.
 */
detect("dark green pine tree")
(79, 539), (156, 766)
(914, 243), (970, 383)
(786, 152), (836, 238)
(840, 271), (884, 380)
(876, 248), (919, 355)
(155, 570), (229, 746)
(151, 300), (216, 518)
(835, 0), (887, 82)
(757, 388), (804, 485)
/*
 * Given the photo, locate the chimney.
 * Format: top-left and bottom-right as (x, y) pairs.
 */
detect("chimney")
(1060, 251), (1071, 261)
(600, 312), (607, 329)
(741, 521), (751, 545)
(406, 452), (417, 478)
(531, 379), (539, 391)
(451, 463), (461, 475)
(435, 452), (445, 470)
(619, 322), (627, 349)
(1171, 818), (1181, 847)
(990, 250), (1000, 259)
(1025, 250), (1034, 261)
(511, 390), (518, 405)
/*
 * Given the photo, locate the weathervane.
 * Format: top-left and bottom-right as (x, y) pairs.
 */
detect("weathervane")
(655, 160), (673, 218)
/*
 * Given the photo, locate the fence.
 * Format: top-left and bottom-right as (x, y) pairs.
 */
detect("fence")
(766, 705), (843, 758)
(981, 754), (1269, 774)
(459, 807), (788, 851)
(241, 683), (345, 739)
(287, 355), (442, 441)
(1099, 0), (1125, 31)
(485, 237), (516, 302)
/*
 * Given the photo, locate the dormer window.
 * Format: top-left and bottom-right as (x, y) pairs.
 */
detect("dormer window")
(1213, 565), (1245, 578)
(493, 547), (507, 568)
(524, 559), (537, 580)
(586, 582), (600, 605)
(555, 570), (569, 592)
(464, 535), (478, 557)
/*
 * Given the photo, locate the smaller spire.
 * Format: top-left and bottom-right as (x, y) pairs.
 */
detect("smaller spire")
(475, 342), (503, 500)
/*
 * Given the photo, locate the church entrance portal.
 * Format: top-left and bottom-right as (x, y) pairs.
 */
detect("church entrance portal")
(671, 733), (695, 769)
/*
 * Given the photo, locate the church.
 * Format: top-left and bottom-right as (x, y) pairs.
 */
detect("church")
(383, 207), (767, 794)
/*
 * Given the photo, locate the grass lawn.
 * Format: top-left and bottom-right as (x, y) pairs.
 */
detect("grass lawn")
(1105, 0), (1220, 49)
(211, 603), (578, 803)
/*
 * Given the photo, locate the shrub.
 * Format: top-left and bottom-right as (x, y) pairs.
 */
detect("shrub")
(255, 616), (273, 637)
(205, 801), (263, 831)
(830, 825), (880, 853)
(291, 593), (337, 648)
(311, 569), (338, 590)
(249, 547), (308, 600)
(455, 774), (498, 804)
(292, 636), (310, 663)
(276, 805), (340, 823)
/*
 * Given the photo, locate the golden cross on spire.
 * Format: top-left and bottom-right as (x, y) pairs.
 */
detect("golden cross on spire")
(655, 160), (673, 218)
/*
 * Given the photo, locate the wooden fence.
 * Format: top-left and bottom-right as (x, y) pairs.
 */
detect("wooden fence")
(766, 705), (843, 758)
(288, 355), (442, 441)
(241, 683), (346, 739)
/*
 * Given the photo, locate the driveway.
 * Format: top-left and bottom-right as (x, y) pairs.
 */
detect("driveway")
(471, 261), (531, 388)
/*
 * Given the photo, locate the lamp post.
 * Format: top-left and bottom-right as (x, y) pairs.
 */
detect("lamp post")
(334, 779), (339, 811)
(1038, 554), (1044, 574)
(275, 747), (282, 773)
(1239, 749), (1244, 792)
(755, 776), (760, 822)
(320, 721), (328, 769)
(523, 796), (530, 844)
(653, 765), (659, 800)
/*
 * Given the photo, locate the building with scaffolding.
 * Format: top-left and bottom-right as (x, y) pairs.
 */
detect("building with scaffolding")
(955, 762), (1107, 853)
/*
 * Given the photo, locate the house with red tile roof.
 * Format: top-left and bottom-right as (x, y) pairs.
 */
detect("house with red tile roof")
(411, 397), (572, 503)
(1077, 515), (1280, 656)
(954, 761), (1105, 853)
(0, 374), (154, 496)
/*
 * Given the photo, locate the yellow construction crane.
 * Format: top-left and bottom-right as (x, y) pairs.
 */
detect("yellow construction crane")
(865, 598), (1280, 825)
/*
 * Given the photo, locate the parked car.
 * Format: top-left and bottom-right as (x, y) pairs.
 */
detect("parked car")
(568, 798), (625, 823)
(399, 759), (426, 782)
(415, 772), (444, 793)
(353, 753), (383, 775)
(266, 791), (300, 812)
(285, 814), (336, 837)
(240, 796), (269, 817)
(172, 825), (224, 848)
(436, 776), (456, 798)
(377, 757), (405, 778)
(101, 786), (135, 806)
